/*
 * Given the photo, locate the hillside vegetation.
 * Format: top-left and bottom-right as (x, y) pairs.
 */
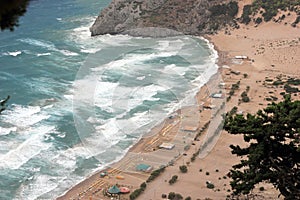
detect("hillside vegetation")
(240, 0), (300, 26)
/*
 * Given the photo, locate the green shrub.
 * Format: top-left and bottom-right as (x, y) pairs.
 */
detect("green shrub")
(265, 78), (273, 82)
(140, 182), (147, 189)
(231, 83), (239, 90)
(287, 78), (300, 85)
(174, 193), (183, 199)
(292, 16), (300, 27)
(284, 84), (299, 93)
(206, 182), (215, 189)
(280, 92), (286, 96)
(208, 2), (238, 17)
(263, 10), (277, 21)
(242, 95), (250, 102)
(229, 106), (238, 115)
(227, 1), (239, 17)
(179, 165), (188, 173)
(241, 5), (252, 24)
(246, 86), (250, 92)
(265, 97), (272, 101)
(129, 188), (143, 200)
(168, 192), (176, 199)
(241, 91), (247, 97)
(273, 80), (284, 85)
(255, 17), (262, 24)
(169, 175), (178, 185)
(259, 186), (265, 191)
(146, 167), (165, 182)
(271, 96), (278, 101)
(209, 4), (227, 16)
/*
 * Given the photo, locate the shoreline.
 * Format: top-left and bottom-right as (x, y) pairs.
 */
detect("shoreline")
(57, 37), (222, 200)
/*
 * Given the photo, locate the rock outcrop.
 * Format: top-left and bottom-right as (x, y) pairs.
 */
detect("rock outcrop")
(90, 0), (239, 37)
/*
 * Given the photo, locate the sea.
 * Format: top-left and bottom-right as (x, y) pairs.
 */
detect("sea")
(0, 0), (219, 199)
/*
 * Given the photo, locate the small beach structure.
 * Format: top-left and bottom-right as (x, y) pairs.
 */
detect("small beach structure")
(234, 55), (248, 59)
(218, 82), (226, 88)
(203, 102), (216, 109)
(159, 142), (175, 150)
(182, 126), (198, 132)
(211, 93), (223, 98)
(108, 185), (120, 194)
(115, 175), (125, 180)
(100, 171), (108, 178)
(107, 185), (121, 199)
(230, 70), (241, 75)
(136, 164), (152, 172)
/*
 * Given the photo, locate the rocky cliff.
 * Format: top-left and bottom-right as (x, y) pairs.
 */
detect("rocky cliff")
(90, 0), (239, 37)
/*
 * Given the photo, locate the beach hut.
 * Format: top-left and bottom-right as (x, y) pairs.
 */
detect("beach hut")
(234, 55), (248, 59)
(159, 142), (175, 150)
(211, 93), (223, 98)
(136, 164), (152, 172)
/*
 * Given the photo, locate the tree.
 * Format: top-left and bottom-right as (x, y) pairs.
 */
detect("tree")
(179, 165), (188, 173)
(0, 0), (31, 31)
(224, 95), (300, 199)
(0, 95), (10, 114)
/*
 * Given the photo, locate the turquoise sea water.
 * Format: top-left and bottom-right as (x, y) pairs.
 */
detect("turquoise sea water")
(0, 0), (218, 199)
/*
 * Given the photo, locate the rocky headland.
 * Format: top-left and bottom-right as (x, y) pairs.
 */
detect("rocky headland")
(90, 0), (239, 37)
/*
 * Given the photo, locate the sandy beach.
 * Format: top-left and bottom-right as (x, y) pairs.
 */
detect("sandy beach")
(57, 6), (300, 200)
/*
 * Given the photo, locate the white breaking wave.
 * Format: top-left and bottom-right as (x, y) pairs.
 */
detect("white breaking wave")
(18, 38), (78, 56)
(37, 52), (51, 57)
(16, 175), (60, 200)
(157, 38), (185, 52)
(69, 16), (134, 54)
(59, 49), (79, 56)
(93, 81), (120, 112)
(162, 64), (188, 76)
(0, 125), (54, 170)
(136, 75), (146, 80)
(2, 105), (50, 128)
(4, 51), (22, 57)
(0, 127), (17, 136)
(126, 84), (165, 110)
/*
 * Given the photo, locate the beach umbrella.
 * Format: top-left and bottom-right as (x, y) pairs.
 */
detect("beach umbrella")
(108, 185), (120, 194)
(120, 187), (130, 194)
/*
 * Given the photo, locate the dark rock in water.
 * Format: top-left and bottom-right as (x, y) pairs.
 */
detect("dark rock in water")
(90, 0), (239, 37)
